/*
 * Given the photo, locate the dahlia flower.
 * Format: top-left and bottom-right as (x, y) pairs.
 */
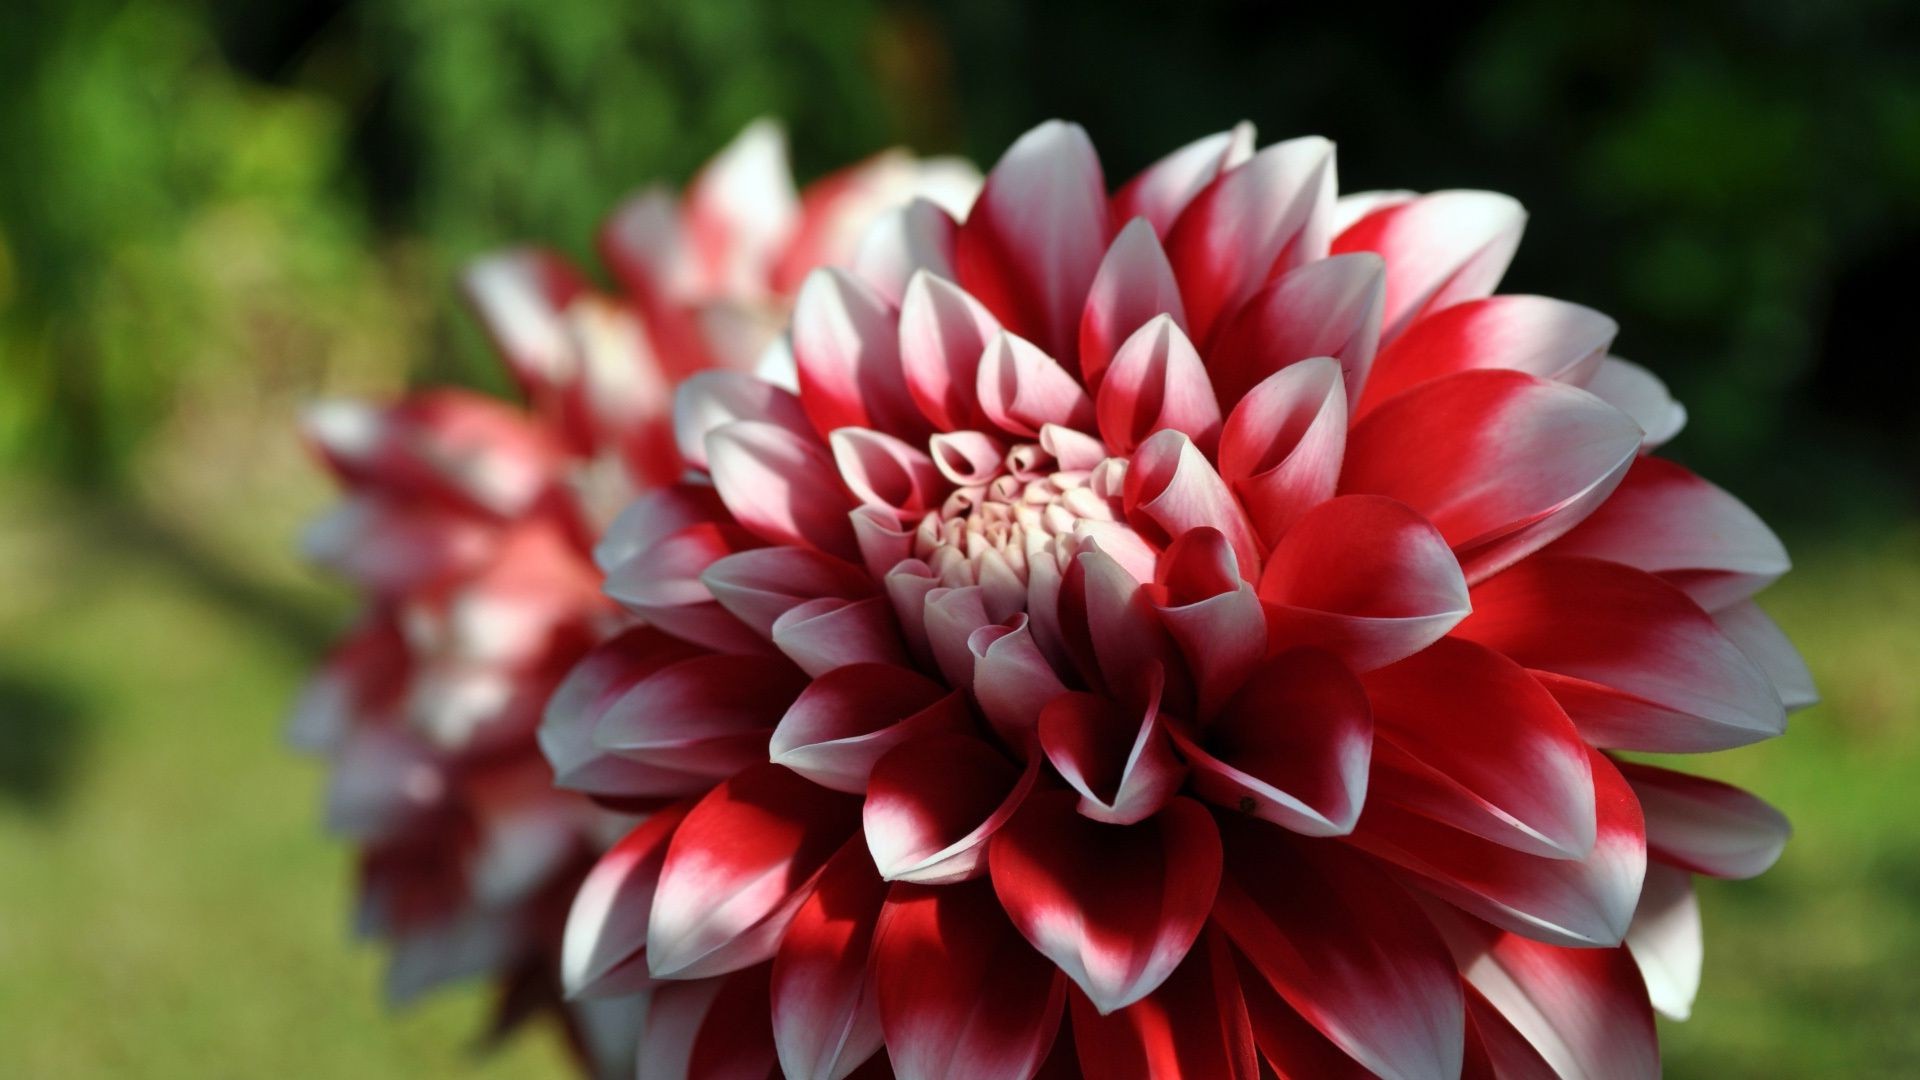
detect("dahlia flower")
(291, 121), (976, 1075)
(552, 119), (1816, 1080)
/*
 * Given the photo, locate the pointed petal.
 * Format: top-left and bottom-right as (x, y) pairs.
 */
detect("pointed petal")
(1331, 191), (1526, 344)
(1617, 760), (1790, 879)
(1455, 556), (1787, 752)
(682, 118), (800, 294)
(1626, 862), (1702, 1020)
(990, 792), (1222, 1013)
(771, 840), (889, 1080)
(1715, 600), (1818, 710)
(1079, 218), (1189, 392)
(1165, 136), (1337, 343)
(1357, 295), (1616, 417)
(1171, 647), (1371, 837)
(1364, 638), (1596, 859)
(1111, 124), (1253, 236)
(1207, 253), (1386, 410)
(899, 271), (1003, 431)
(851, 197), (960, 306)
(1341, 370), (1643, 582)
(1256, 495), (1469, 671)
(1097, 315), (1223, 455)
(707, 419), (859, 560)
(1215, 820), (1465, 1080)
(969, 615), (1071, 749)
(1218, 357), (1348, 546)
(830, 426), (948, 514)
(1153, 528), (1266, 717)
(770, 663), (965, 793)
(1586, 356), (1686, 449)
(792, 267), (928, 438)
(977, 331), (1097, 437)
(865, 731), (1040, 884)
(701, 545), (874, 639)
(1544, 455), (1790, 612)
(673, 370), (813, 471)
(1069, 927), (1258, 1080)
(1039, 684), (1185, 826)
(873, 881), (1068, 1080)
(1124, 429), (1262, 578)
(956, 120), (1111, 364)
(593, 654), (806, 778)
(647, 764), (861, 979)
(563, 804), (690, 997)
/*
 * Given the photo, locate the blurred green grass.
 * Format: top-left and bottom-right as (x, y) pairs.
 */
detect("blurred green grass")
(1, 468), (1915, 1076)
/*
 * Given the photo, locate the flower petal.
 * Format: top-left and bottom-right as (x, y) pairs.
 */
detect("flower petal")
(701, 545), (874, 639)
(990, 792), (1222, 1014)
(1357, 295), (1616, 418)
(706, 419), (859, 560)
(673, 370), (813, 471)
(1616, 760), (1790, 879)
(1585, 356), (1686, 449)
(792, 267), (927, 439)
(1218, 357), (1348, 546)
(851, 197), (960, 306)
(1097, 315), (1223, 455)
(1038, 684), (1185, 826)
(1454, 556), (1786, 752)
(647, 763), (861, 979)
(1124, 429), (1262, 579)
(562, 804), (690, 998)
(1152, 527), (1266, 717)
(771, 840), (889, 1080)
(977, 331), (1098, 437)
(1715, 600), (1818, 710)
(1256, 494), (1469, 672)
(1078, 218), (1190, 392)
(1626, 862), (1702, 1021)
(969, 615), (1070, 749)
(873, 881), (1067, 1080)
(593, 654), (806, 778)
(1111, 124), (1254, 236)
(1068, 927), (1259, 1080)
(865, 731), (1039, 884)
(1207, 253), (1386, 410)
(770, 663), (965, 793)
(899, 271), (1003, 432)
(956, 120), (1111, 364)
(1341, 370), (1642, 582)
(1331, 190), (1526, 344)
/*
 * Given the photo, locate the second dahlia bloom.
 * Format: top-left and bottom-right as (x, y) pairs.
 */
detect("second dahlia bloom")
(554, 121), (1813, 1078)
(292, 122), (977, 1074)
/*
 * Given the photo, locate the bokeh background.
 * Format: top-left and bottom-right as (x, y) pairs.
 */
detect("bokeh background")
(2, 1), (1916, 1076)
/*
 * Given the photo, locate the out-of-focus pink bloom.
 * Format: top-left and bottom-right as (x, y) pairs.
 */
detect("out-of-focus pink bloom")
(293, 121), (978, 1077)
(556, 120), (1810, 1078)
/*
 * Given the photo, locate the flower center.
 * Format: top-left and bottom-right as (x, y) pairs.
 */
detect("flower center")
(910, 449), (1140, 595)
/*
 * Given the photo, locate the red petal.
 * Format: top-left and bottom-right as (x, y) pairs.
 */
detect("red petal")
(872, 881), (1067, 1080)
(707, 419), (860, 560)
(1152, 528), (1266, 718)
(563, 805), (690, 997)
(1214, 821), (1465, 1080)
(1331, 191), (1525, 344)
(1357, 295), (1615, 418)
(969, 615), (1071, 749)
(647, 764), (861, 978)
(792, 267), (927, 439)
(851, 198), (960, 306)
(1543, 455), (1790, 612)
(956, 120), (1111, 366)
(604, 519), (770, 654)
(1079, 218), (1190, 393)
(771, 595), (914, 677)
(991, 792), (1221, 1013)
(1351, 749), (1646, 948)
(684, 962), (783, 1080)
(1236, 951), (1376, 1079)
(1038, 683), (1185, 826)
(1069, 927), (1259, 1080)
(1206, 252), (1385, 411)
(1096, 315), (1223, 456)
(701, 545), (874, 639)
(1364, 638), (1597, 859)
(673, 370), (814, 471)
(1617, 760), (1790, 879)
(1172, 647), (1371, 837)
(593, 654), (806, 778)
(1341, 370), (1642, 582)
(771, 840), (889, 1080)
(1111, 124), (1253, 237)
(898, 271), (1003, 432)
(1124, 429), (1262, 579)
(865, 731), (1039, 884)
(976, 331), (1097, 437)
(830, 427), (948, 515)
(770, 663), (966, 793)
(1454, 556), (1786, 751)
(1257, 495), (1469, 672)
(1217, 358), (1348, 546)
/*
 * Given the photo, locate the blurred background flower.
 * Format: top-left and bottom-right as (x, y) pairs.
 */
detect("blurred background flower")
(0, 0), (1914, 1076)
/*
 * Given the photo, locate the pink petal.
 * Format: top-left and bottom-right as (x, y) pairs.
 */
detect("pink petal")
(1431, 910), (1659, 1080)
(1340, 370), (1642, 582)
(850, 197), (960, 306)
(770, 663), (965, 793)
(562, 804), (690, 997)
(1357, 295), (1617, 418)
(593, 654), (806, 778)
(1364, 638), (1597, 859)
(1626, 862), (1702, 1020)
(1616, 760), (1790, 879)
(923, 584), (994, 692)
(673, 370), (813, 471)
(706, 419), (859, 560)
(1586, 356), (1686, 449)
(1068, 927), (1259, 1079)
(1455, 555), (1787, 751)
(603, 520), (770, 654)
(593, 482), (729, 574)
(872, 881), (1068, 1080)
(770, 840), (889, 1080)
(1715, 600), (1818, 710)
(792, 267), (927, 439)
(1165, 136), (1338, 345)
(1055, 546), (1180, 705)
(1237, 951), (1378, 1079)
(1096, 315), (1223, 455)
(1351, 749), (1647, 948)
(1543, 454), (1789, 612)
(977, 331), (1098, 437)
(898, 270), (1004, 432)
(1256, 495), (1469, 672)
(701, 544), (875, 639)
(771, 595), (914, 677)
(865, 731), (1040, 884)
(1038, 684), (1185, 826)
(968, 616), (1070, 749)
(1217, 357), (1348, 546)
(990, 792), (1222, 1013)
(634, 976), (726, 1080)
(680, 119), (800, 295)
(1123, 429), (1262, 579)
(1206, 253), (1386, 411)
(830, 427), (948, 514)
(684, 962), (783, 1080)
(457, 249), (589, 393)
(1152, 528), (1266, 718)
(1215, 820), (1465, 1080)
(1172, 647), (1371, 837)
(1110, 124), (1254, 237)
(646, 763), (861, 978)
(956, 120), (1111, 365)
(1331, 190), (1526, 344)
(928, 430), (1005, 486)
(1078, 218), (1189, 393)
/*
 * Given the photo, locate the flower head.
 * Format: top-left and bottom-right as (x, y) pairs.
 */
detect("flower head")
(293, 121), (976, 1074)
(557, 120), (1812, 1079)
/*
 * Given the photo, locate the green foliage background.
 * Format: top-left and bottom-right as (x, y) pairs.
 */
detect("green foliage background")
(0, 1), (1916, 1076)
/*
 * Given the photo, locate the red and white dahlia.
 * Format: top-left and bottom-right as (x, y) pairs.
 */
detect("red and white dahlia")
(554, 120), (1816, 1080)
(292, 121), (977, 1075)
